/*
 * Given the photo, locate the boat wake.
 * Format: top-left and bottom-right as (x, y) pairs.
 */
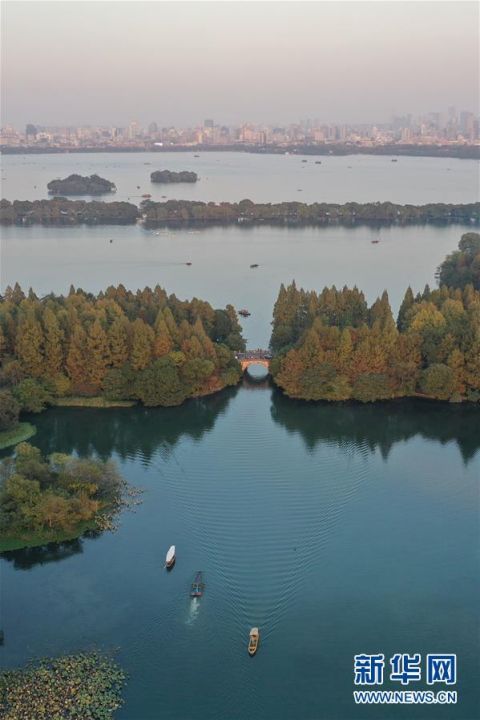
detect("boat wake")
(185, 598), (200, 626)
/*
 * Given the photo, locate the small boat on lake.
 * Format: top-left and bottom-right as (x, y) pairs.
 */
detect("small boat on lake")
(248, 628), (259, 656)
(186, 262), (192, 266)
(190, 571), (205, 597)
(250, 263), (259, 268)
(371, 239), (380, 244)
(142, 193), (152, 198)
(165, 545), (176, 568)
(239, 309), (251, 317)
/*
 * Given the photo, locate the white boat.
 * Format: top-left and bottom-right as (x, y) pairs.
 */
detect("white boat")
(165, 545), (176, 568)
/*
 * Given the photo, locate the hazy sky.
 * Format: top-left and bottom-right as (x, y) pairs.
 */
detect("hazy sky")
(1, 1), (478, 127)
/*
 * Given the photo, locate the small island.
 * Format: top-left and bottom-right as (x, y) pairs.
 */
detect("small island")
(150, 170), (198, 183)
(0, 442), (135, 551)
(0, 652), (126, 720)
(47, 173), (116, 195)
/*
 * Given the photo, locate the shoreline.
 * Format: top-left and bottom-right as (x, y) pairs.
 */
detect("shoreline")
(0, 519), (98, 552)
(2, 143), (480, 159)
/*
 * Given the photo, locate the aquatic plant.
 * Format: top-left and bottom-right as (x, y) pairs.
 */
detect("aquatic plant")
(0, 651), (126, 719)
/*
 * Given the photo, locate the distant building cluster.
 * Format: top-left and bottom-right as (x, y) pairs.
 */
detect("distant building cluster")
(1, 108), (479, 149)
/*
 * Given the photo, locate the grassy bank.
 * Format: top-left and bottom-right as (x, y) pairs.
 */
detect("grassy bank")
(0, 423), (36, 450)
(0, 519), (98, 552)
(51, 396), (136, 408)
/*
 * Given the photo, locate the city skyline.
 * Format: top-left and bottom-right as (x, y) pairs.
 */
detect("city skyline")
(2, 104), (479, 149)
(2, 2), (478, 128)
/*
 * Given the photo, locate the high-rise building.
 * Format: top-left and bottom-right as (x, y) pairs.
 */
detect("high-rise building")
(148, 122), (158, 135)
(128, 120), (140, 140)
(460, 111), (475, 140)
(204, 118), (214, 128)
(25, 123), (37, 139)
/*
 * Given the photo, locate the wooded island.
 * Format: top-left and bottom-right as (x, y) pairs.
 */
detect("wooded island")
(47, 173), (116, 195)
(150, 170), (198, 183)
(0, 442), (133, 550)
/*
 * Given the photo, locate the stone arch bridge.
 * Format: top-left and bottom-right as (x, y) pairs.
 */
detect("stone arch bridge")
(235, 350), (272, 372)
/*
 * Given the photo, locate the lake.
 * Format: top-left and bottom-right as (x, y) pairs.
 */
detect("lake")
(1, 151), (479, 205)
(0, 152), (479, 719)
(0, 390), (479, 719)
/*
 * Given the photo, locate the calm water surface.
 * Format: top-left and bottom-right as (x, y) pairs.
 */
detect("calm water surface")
(0, 389), (479, 719)
(1, 151), (479, 204)
(0, 154), (479, 719)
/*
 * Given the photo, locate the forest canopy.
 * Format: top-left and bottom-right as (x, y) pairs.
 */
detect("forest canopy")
(0, 284), (244, 417)
(270, 281), (480, 403)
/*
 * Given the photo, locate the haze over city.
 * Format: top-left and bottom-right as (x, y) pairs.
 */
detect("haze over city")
(1, 0), (478, 128)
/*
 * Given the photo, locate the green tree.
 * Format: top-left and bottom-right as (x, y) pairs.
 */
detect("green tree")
(397, 286), (415, 331)
(352, 373), (393, 403)
(13, 379), (52, 413)
(419, 363), (455, 400)
(134, 358), (187, 406)
(0, 390), (20, 431)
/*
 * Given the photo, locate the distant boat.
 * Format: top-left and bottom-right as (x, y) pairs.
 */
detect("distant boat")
(137, 185), (141, 189)
(391, 159), (398, 162)
(190, 571), (205, 597)
(186, 262), (192, 266)
(194, 154), (200, 158)
(142, 193), (152, 198)
(165, 545), (176, 569)
(371, 239), (380, 244)
(301, 159), (307, 163)
(250, 263), (259, 268)
(315, 161), (322, 165)
(248, 628), (259, 656)
(239, 309), (251, 317)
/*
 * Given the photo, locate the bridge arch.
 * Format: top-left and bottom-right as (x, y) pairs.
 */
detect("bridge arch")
(236, 350), (272, 374)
